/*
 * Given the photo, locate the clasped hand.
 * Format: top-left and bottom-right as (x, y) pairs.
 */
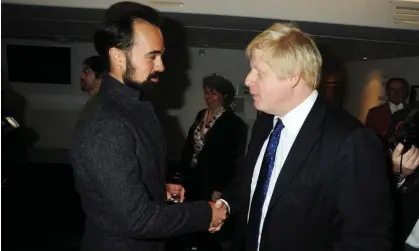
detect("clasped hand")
(166, 185), (227, 233)
(208, 200), (228, 233)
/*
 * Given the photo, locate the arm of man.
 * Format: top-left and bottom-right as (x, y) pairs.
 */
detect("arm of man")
(75, 119), (221, 239)
(220, 114), (267, 214)
(332, 128), (394, 250)
(211, 121), (248, 195)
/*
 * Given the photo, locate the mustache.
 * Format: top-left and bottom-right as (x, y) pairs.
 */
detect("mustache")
(148, 72), (160, 80)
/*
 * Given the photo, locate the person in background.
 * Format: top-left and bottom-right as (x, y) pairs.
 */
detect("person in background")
(392, 143), (419, 251)
(216, 23), (393, 251)
(70, 3), (226, 251)
(176, 73), (247, 251)
(366, 77), (409, 139)
(389, 98), (419, 251)
(80, 55), (103, 97)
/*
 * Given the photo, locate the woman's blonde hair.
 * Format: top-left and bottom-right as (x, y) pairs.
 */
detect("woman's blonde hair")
(246, 23), (322, 89)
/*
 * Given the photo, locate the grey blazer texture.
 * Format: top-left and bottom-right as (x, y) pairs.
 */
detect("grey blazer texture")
(70, 74), (211, 251)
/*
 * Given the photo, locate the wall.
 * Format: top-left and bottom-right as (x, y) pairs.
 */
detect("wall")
(4, 0), (419, 30)
(343, 56), (419, 122)
(2, 39), (256, 161)
(6, 38), (418, 161)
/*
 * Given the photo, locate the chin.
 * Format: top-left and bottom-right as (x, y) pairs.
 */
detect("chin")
(253, 99), (261, 108)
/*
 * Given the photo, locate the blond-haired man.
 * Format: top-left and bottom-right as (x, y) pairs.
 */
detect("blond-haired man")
(218, 23), (393, 251)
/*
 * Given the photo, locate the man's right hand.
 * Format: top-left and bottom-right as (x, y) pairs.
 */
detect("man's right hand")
(208, 200), (227, 233)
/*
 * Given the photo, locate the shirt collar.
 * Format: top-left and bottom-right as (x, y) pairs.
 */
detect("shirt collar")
(389, 102), (404, 110)
(99, 73), (143, 102)
(274, 90), (318, 135)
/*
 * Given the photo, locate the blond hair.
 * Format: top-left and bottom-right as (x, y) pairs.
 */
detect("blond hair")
(246, 23), (322, 89)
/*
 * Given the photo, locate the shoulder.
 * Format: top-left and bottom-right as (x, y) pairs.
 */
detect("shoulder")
(222, 109), (245, 123)
(392, 108), (410, 122)
(325, 105), (364, 132)
(73, 97), (131, 146)
(195, 109), (206, 120)
(321, 104), (380, 147)
(368, 103), (388, 114)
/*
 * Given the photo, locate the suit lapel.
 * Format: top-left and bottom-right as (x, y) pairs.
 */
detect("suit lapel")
(248, 114), (274, 175)
(267, 98), (326, 212)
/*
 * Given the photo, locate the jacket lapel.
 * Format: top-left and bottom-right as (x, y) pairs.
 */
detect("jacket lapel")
(247, 114), (274, 175)
(267, 98), (326, 212)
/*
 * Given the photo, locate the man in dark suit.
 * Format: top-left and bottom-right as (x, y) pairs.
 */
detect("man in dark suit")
(215, 23), (394, 251)
(70, 3), (226, 251)
(366, 78), (409, 139)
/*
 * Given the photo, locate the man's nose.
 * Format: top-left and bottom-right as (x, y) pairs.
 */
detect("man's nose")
(155, 58), (164, 72)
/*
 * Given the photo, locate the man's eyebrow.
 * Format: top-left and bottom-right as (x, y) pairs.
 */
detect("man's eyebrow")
(146, 50), (163, 56)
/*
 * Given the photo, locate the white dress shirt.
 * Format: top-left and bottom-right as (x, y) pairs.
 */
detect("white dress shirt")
(248, 90), (318, 250)
(389, 102), (404, 114)
(406, 219), (419, 248)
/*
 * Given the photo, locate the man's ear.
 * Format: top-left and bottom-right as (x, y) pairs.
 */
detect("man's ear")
(289, 73), (302, 88)
(109, 47), (125, 70)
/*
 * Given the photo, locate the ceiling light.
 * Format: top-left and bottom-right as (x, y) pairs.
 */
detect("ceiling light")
(148, 1), (184, 7)
(363, 57), (368, 60)
(392, 0), (419, 26)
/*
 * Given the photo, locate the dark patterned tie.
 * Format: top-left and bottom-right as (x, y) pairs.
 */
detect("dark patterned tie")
(247, 119), (285, 251)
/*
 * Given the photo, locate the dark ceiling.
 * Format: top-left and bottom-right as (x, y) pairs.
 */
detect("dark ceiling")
(2, 3), (419, 62)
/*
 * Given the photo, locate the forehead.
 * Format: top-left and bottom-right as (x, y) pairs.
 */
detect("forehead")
(388, 80), (404, 89)
(204, 87), (221, 93)
(131, 21), (164, 52)
(250, 49), (271, 71)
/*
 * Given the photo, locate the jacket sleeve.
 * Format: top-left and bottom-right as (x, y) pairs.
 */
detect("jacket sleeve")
(212, 119), (248, 192)
(73, 118), (212, 239)
(331, 128), (394, 250)
(221, 115), (263, 214)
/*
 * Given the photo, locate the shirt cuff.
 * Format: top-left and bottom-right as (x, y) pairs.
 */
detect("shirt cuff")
(397, 176), (406, 188)
(219, 199), (231, 214)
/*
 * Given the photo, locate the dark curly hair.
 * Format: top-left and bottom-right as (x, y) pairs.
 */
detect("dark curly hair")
(202, 74), (236, 108)
(83, 56), (104, 78)
(94, 2), (161, 72)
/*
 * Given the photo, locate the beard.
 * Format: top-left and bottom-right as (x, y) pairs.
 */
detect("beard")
(122, 55), (158, 93)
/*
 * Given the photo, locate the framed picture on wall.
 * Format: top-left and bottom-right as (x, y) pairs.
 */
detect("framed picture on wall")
(410, 85), (419, 104)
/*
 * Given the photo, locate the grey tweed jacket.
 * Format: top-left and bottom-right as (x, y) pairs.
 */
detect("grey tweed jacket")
(70, 74), (211, 251)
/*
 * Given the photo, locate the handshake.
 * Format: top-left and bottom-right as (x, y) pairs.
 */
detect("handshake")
(208, 200), (228, 233)
(166, 184), (228, 233)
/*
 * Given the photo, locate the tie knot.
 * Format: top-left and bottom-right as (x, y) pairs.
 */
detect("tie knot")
(272, 119), (284, 135)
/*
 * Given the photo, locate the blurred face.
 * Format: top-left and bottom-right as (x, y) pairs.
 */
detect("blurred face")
(245, 49), (294, 115)
(122, 21), (165, 89)
(387, 80), (406, 105)
(204, 87), (224, 109)
(80, 65), (97, 92)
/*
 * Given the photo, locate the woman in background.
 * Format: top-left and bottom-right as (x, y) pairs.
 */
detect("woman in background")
(178, 73), (247, 251)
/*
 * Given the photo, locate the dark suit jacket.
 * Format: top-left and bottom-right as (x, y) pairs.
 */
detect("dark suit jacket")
(179, 109), (247, 201)
(366, 103), (393, 138)
(223, 97), (394, 251)
(70, 74), (212, 251)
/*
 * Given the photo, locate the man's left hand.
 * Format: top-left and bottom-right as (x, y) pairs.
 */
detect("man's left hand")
(392, 143), (419, 176)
